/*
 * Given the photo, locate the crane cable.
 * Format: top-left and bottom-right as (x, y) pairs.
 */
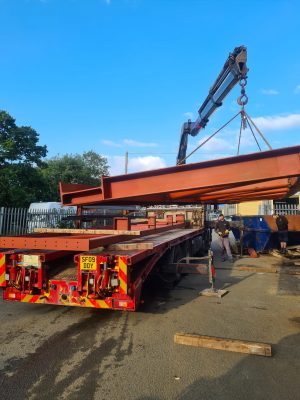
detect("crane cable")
(180, 76), (272, 164)
(178, 111), (241, 165)
(236, 75), (272, 154)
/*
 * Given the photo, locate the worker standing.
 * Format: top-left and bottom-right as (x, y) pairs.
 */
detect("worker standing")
(215, 214), (233, 263)
(274, 214), (289, 254)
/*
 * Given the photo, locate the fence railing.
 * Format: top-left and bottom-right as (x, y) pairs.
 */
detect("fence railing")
(0, 207), (78, 236)
(224, 202), (299, 216)
(0, 207), (129, 236)
(0, 207), (145, 236)
(0, 207), (28, 236)
(273, 203), (299, 215)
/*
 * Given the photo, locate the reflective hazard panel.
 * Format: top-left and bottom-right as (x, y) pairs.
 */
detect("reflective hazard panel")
(80, 255), (97, 270)
(0, 253), (6, 287)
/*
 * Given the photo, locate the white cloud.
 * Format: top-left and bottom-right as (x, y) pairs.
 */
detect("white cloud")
(106, 156), (126, 175)
(107, 155), (166, 176)
(183, 112), (194, 120)
(123, 139), (158, 147)
(294, 85), (300, 94)
(101, 139), (121, 147)
(129, 156), (166, 171)
(252, 113), (300, 131)
(261, 89), (279, 95)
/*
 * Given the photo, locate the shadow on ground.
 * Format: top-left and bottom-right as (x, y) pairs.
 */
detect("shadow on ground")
(175, 331), (300, 400)
(0, 310), (133, 400)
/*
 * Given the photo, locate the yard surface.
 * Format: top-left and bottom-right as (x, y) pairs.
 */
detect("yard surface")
(1, 237), (300, 400)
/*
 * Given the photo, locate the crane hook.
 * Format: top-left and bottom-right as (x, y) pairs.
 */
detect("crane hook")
(237, 94), (248, 106)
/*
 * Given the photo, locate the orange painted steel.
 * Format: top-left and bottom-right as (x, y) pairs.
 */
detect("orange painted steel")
(169, 178), (294, 200)
(0, 233), (129, 251)
(264, 215), (300, 231)
(167, 182), (298, 203)
(60, 146), (300, 205)
(0, 223), (185, 251)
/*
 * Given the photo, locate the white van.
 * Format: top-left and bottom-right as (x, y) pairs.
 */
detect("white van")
(27, 202), (76, 232)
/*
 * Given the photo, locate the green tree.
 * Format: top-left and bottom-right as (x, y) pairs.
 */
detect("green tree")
(42, 151), (110, 201)
(82, 150), (109, 179)
(0, 111), (47, 166)
(0, 111), (109, 205)
(0, 110), (48, 207)
(0, 164), (48, 207)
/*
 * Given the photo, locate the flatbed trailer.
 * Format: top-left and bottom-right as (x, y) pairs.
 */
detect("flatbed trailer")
(0, 215), (210, 311)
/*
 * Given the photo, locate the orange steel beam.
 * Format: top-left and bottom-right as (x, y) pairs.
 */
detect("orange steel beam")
(0, 223), (186, 251)
(194, 181), (294, 199)
(60, 146), (300, 205)
(101, 147), (300, 200)
(168, 177), (300, 203)
(198, 190), (288, 202)
(204, 191), (289, 204)
(206, 176), (300, 202)
(0, 234), (131, 251)
(170, 188), (289, 203)
(169, 178), (292, 200)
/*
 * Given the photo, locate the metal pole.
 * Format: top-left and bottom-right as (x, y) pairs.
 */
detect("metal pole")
(125, 151), (128, 174)
(0, 207), (4, 235)
(208, 249), (214, 289)
(240, 227), (244, 257)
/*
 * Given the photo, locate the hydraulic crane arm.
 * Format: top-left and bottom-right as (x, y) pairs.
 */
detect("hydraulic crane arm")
(177, 46), (248, 165)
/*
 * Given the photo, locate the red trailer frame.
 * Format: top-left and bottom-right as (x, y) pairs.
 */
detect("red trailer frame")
(1, 215), (209, 311)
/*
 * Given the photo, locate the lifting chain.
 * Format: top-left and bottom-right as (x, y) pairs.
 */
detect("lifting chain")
(237, 77), (248, 108)
(237, 76), (248, 130)
(240, 108), (247, 129)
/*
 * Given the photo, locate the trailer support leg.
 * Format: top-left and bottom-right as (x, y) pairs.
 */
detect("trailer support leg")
(199, 250), (229, 298)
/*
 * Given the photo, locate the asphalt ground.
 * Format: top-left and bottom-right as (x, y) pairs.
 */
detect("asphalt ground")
(0, 236), (300, 400)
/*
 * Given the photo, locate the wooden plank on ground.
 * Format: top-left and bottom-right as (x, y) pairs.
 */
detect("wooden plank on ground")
(34, 228), (140, 236)
(174, 333), (272, 357)
(287, 245), (300, 251)
(107, 242), (154, 250)
(270, 250), (286, 259)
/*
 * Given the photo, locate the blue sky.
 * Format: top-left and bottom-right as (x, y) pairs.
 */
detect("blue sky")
(0, 0), (299, 175)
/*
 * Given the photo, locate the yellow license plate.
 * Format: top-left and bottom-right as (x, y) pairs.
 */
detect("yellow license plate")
(23, 255), (40, 267)
(80, 255), (97, 270)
